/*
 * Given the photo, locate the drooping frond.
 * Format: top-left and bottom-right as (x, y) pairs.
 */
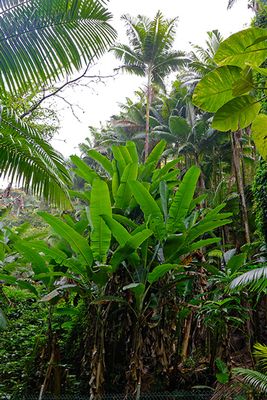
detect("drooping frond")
(153, 51), (188, 78)
(112, 44), (145, 75)
(0, 0), (117, 94)
(230, 266), (267, 290)
(233, 368), (267, 394)
(179, 30), (222, 87)
(0, 107), (72, 208)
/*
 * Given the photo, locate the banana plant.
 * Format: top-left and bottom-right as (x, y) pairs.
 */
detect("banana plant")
(0, 141), (232, 395)
(72, 141), (230, 392)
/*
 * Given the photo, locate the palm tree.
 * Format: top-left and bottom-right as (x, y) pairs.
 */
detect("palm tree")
(227, 0), (261, 12)
(0, 0), (116, 207)
(179, 30), (223, 88)
(113, 11), (187, 160)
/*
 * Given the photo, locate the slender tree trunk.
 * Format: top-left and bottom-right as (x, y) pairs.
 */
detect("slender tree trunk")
(145, 67), (152, 161)
(231, 130), (250, 244)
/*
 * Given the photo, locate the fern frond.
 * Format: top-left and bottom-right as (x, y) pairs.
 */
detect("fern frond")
(233, 368), (267, 394)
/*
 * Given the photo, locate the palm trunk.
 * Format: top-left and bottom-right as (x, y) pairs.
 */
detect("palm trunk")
(231, 130), (250, 244)
(145, 67), (152, 161)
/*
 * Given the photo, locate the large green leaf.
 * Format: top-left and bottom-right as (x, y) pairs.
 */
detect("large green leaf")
(232, 66), (254, 97)
(115, 162), (138, 209)
(141, 140), (166, 180)
(112, 145), (127, 178)
(129, 180), (165, 240)
(185, 219), (232, 245)
(126, 141), (139, 163)
(214, 27), (267, 68)
(71, 155), (99, 184)
(212, 95), (261, 132)
(148, 264), (182, 284)
(112, 159), (120, 198)
(14, 241), (50, 286)
(101, 214), (131, 246)
(111, 229), (153, 271)
(167, 166), (200, 234)
(251, 114), (267, 161)
(38, 212), (93, 267)
(152, 158), (180, 182)
(186, 238), (221, 252)
(193, 66), (242, 112)
(21, 241), (68, 264)
(112, 214), (137, 229)
(87, 150), (113, 176)
(90, 179), (112, 263)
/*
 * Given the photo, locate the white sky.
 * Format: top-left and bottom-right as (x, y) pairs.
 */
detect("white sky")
(51, 0), (254, 156)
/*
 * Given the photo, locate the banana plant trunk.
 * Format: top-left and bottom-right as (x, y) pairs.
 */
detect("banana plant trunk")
(145, 66), (152, 161)
(181, 312), (193, 362)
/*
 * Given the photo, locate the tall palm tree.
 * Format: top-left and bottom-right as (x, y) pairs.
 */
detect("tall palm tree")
(113, 11), (187, 160)
(0, 0), (116, 207)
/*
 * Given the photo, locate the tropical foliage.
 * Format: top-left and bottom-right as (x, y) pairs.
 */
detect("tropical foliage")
(2, 4), (267, 400)
(0, 0), (116, 207)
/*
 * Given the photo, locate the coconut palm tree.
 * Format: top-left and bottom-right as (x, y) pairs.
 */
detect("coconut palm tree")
(112, 11), (187, 160)
(0, 0), (116, 207)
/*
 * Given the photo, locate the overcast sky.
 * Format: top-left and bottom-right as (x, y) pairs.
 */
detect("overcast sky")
(50, 0), (253, 156)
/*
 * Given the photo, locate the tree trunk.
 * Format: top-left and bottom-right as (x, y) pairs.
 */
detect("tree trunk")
(231, 130), (250, 244)
(145, 67), (152, 161)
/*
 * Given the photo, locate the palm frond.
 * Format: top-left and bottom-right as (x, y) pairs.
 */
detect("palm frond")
(0, 0), (117, 94)
(148, 11), (178, 55)
(227, 0), (238, 9)
(233, 368), (267, 394)
(112, 44), (145, 69)
(254, 343), (267, 372)
(230, 266), (267, 290)
(121, 14), (148, 52)
(0, 107), (71, 208)
(154, 51), (188, 74)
